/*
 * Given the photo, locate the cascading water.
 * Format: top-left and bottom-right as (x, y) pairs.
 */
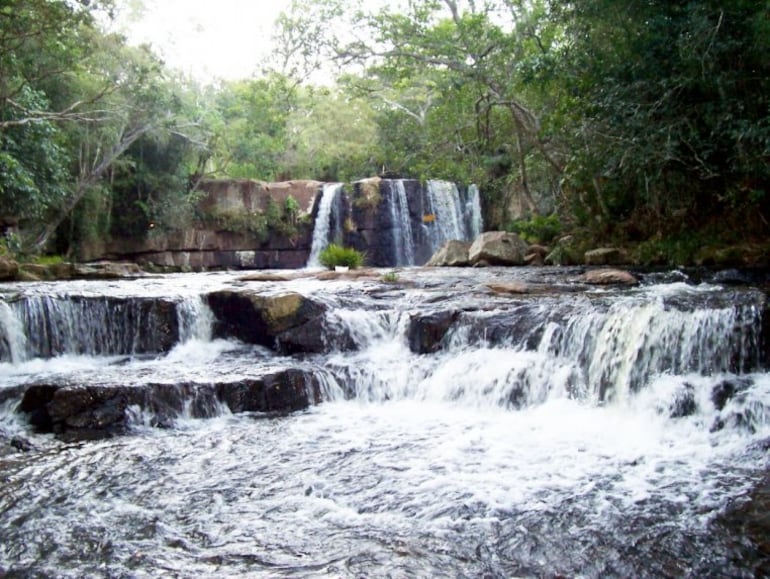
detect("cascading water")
(0, 269), (769, 577)
(423, 180), (480, 256)
(307, 183), (343, 268)
(465, 183), (483, 239)
(388, 180), (415, 266)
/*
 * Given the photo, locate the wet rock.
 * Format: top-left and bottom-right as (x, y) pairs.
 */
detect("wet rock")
(0, 256), (19, 280)
(238, 272), (292, 282)
(10, 436), (34, 452)
(207, 290), (327, 351)
(584, 247), (629, 266)
(487, 282), (555, 295)
(580, 269), (638, 286)
(408, 310), (459, 354)
(468, 231), (530, 266)
(669, 383), (697, 418)
(427, 240), (471, 267)
(712, 377), (752, 410)
(18, 369), (322, 438)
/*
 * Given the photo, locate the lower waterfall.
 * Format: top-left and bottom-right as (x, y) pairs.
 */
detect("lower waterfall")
(0, 269), (768, 577)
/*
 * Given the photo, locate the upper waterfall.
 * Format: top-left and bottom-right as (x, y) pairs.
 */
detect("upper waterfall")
(307, 183), (344, 268)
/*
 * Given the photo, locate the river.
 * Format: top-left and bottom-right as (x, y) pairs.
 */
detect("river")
(0, 267), (768, 577)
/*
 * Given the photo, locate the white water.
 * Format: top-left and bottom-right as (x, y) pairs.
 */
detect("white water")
(0, 271), (768, 576)
(307, 183), (343, 268)
(389, 180), (415, 266)
(425, 180), (473, 254)
(466, 183), (483, 239)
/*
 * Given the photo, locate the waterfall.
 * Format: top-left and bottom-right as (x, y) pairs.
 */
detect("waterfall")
(322, 286), (765, 411)
(465, 184), (483, 240)
(307, 183), (343, 268)
(389, 180), (415, 266)
(0, 300), (26, 363)
(0, 294), (214, 360)
(424, 180), (476, 255)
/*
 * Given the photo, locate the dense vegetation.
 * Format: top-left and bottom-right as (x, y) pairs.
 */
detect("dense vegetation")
(0, 0), (767, 264)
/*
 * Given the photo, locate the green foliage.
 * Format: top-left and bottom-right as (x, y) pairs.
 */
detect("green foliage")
(319, 243), (365, 269)
(381, 270), (399, 283)
(201, 207), (269, 239)
(507, 214), (561, 244)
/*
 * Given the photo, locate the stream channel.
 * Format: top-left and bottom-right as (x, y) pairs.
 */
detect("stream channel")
(0, 266), (769, 577)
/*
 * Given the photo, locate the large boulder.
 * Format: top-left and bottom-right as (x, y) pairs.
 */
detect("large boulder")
(207, 290), (328, 352)
(427, 240), (471, 267)
(0, 256), (19, 280)
(468, 231), (529, 266)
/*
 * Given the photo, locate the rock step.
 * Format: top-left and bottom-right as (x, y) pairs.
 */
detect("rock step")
(17, 368), (321, 439)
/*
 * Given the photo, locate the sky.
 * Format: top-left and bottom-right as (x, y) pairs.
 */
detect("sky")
(114, 0), (292, 82)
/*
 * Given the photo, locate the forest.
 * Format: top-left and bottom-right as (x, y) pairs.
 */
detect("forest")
(0, 0), (768, 265)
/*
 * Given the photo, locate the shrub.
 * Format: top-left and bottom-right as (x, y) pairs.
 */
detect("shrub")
(507, 214), (562, 244)
(319, 243), (365, 269)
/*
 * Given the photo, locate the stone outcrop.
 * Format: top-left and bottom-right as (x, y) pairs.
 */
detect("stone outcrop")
(206, 290), (328, 353)
(0, 256), (19, 280)
(426, 240), (471, 267)
(468, 231), (530, 266)
(18, 369), (321, 439)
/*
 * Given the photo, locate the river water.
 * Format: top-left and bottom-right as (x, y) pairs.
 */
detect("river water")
(0, 268), (768, 577)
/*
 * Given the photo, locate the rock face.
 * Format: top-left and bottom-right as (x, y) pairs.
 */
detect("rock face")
(92, 179), (323, 270)
(0, 256), (19, 280)
(19, 369), (321, 438)
(206, 290), (328, 353)
(426, 240), (471, 267)
(468, 231), (530, 266)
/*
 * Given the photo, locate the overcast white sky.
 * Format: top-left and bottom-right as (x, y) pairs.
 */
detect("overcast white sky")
(114, 0), (291, 81)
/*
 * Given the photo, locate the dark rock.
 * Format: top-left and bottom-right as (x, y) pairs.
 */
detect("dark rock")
(712, 377), (752, 410)
(18, 369), (321, 438)
(427, 240), (471, 267)
(207, 290), (327, 351)
(468, 231), (530, 266)
(10, 436), (34, 452)
(669, 383), (697, 418)
(408, 310), (459, 354)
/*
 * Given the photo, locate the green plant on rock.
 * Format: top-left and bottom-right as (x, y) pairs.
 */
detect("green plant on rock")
(381, 270), (399, 283)
(319, 243), (365, 270)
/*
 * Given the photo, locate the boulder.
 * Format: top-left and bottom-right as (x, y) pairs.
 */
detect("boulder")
(580, 269), (638, 286)
(207, 290), (327, 352)
(468, 231), (529, 266)
(73, 261), (145, 279)
(525, 244), (549, 266)
(584, 247), (629, 266)
(0, 256), (19, 280)
(427, 240), (471, 267)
